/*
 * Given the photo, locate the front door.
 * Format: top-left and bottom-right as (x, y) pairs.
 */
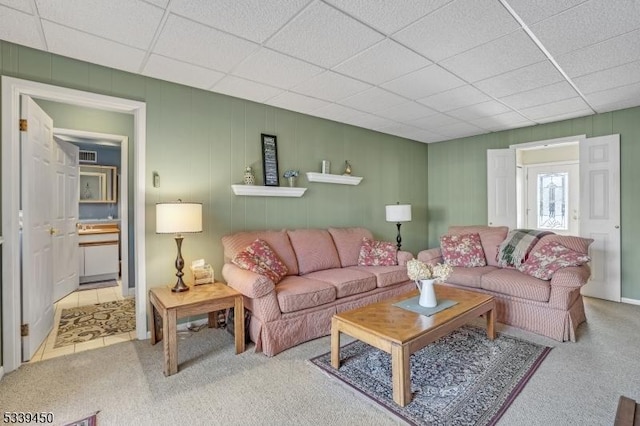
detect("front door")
(52, 138), (80, 302)
(20, 95), (55, 361)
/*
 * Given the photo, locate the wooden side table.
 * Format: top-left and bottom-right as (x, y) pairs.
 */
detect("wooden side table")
(149, 282), (245, 376)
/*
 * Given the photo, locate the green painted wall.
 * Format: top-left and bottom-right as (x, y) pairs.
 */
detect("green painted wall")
(0, 41), (428, 305)
(427, 108), (640, 300)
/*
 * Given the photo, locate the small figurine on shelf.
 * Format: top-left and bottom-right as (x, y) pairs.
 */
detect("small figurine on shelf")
(243, 166), (255, 185)
(343, 160), (352, 176)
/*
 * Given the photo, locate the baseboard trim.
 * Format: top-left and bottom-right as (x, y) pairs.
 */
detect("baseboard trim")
(177, 318), (209, 332)
(621, 297), (640, 306)
(0, 366), (5, 381)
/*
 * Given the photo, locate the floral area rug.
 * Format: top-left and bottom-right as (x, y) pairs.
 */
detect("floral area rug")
(311, 326), (551, 426)
(55, 299), (135, 348)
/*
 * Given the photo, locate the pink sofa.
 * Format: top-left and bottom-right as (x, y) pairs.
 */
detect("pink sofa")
(221, 227), (415, 356)
(418, 225), (593, 342)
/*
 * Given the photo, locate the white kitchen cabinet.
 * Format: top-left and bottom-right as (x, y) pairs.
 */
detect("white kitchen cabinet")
(79, 231), (120, 283)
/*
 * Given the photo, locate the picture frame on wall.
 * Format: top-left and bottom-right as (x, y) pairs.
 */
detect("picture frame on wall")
(261, 133), (279, 187)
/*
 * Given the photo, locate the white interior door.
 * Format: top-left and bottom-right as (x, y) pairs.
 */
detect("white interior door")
(579, 135), (621, 302)
(52, 138), (80, 301)
(487, 149), (517, 228)
(20, 95), (55, 361)
(525, 163), (579, 235)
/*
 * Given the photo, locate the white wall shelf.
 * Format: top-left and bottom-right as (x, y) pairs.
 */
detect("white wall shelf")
(306, 172), (362, 185)
(231, 184), (307, 197)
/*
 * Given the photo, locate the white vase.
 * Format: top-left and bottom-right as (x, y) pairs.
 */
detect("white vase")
(416, 279), (437, 308)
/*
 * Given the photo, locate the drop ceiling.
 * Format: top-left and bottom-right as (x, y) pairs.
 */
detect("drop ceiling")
(1, 0), (639, 143)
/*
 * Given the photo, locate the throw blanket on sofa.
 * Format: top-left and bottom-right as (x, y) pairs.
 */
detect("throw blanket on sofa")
(497, 229), (553, 267)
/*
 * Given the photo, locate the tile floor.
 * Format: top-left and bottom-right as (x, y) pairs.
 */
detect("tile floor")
(29, 281), (136, 363)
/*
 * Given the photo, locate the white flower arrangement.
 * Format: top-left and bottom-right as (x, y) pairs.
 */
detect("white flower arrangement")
(406, 259), (452, 282)
(283, 170), (299, 178)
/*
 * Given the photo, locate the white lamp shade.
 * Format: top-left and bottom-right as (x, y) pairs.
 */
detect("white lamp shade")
(386, 204), (412, 222)
(156, 202), (203, 234)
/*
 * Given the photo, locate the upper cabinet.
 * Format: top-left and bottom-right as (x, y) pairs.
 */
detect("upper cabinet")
(79, 165), (117, 203)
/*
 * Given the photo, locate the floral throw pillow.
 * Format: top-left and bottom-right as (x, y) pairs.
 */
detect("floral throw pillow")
(232, 239), (288, 284)
(440, 233), (487, 267)
(357, 238), (398, 266)
(517, 241), (590, 280)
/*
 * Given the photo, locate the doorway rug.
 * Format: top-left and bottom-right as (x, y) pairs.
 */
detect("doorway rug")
(77, 279), (118, 291)
(55, 299), (135, 348)
(311, 325), (551, 426)
(63, 411), (98, 426)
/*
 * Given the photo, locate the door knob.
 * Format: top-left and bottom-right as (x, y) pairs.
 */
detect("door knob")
(49, 227), (58, 235)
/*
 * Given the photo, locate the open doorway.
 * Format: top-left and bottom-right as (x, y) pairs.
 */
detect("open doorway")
(2, 76), (147, 375)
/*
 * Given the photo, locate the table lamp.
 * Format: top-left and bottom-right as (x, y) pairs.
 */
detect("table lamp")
(156, 200), (203, 292)
(385, 202), (412, 250)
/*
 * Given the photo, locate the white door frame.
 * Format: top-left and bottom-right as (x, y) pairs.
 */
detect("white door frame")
(54, 127), (130, 297)
(2, 76), (147, 374)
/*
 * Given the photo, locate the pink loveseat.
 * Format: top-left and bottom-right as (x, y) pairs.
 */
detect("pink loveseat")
(418, 226), (593, 342)
(221, 227), (415, 356)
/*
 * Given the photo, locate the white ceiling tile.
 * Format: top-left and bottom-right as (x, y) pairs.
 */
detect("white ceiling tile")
(376, 102), (437, 123)
(266, 1), (384, 68)
(36, 0), (163, 50)
(474, 61), (565, 98)
(312, 103), (369, 123)
(324, 0), (450, 35)
(338, 87), (407, 114)
(142, 55), (224, 90)
(470, 111), (534, 131)
(418, 85), (491, 112)
(381, 65), (465, 100)
(154, 15), (258, 73)
(0, 5), (44, 50)
(211, 75), (284, 103)
(171, 0), (310, 43)
(499, 81), (580, 110)
(586, 81), (640, 112)
(342, 113), (395, 131)
(290, 71), (371, 102)
(433, 122), (486, 139)
(394, 0), (519, 61)
(43, 21), (145, 73)
(536, 109), (593, 123)
(556, 29), (640, 78)
(519, 97), (591, 120)
(573, 60), (640, 95)
(530, 0), (640, 56)
(447, 100), (512, 121)
(233, 48), (323, 89)
(0, 0), (32, 13)
(409, 113), (459, 130)
(333, 39), (431, 85)
(441, 30), (546, 82)
(265, 92), (329, 114)
(378, 124), (444, 143)
(503, 0), (588, 24)
(142, 0), (169, 7)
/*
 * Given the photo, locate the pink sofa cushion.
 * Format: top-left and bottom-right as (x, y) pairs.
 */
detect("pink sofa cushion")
(222, 229), (299, 275)
(349, 265), (409, 288)
(518, 241), (591, 280)
(448, 226), (508, 266)
(287, 229), (341, 275)
(357, 238), (398, 266)
(481, 268), (551, 302)
(440, 233), (487, 267)
(305, 268), (376, 298)
(275, 276), (336, 313)
(530, 234), (593, 256)
(232, 239), (288, 284)
(328, 227), (373, 267)
(445, 266), (498, 288)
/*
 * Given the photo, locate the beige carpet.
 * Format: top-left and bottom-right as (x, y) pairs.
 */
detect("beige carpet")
(1, 297), (639, 426)
(55, 299), (135, 348)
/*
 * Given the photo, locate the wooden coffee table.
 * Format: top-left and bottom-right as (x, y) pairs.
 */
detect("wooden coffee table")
(331, 284), (495, 407)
